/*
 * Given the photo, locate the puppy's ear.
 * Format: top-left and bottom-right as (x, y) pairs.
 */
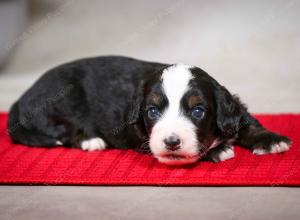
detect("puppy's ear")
(127, 81), (145, 125)
(126, 80), (149, 150)
(215, 85), (245, 138)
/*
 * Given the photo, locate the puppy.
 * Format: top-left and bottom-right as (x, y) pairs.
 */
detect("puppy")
(8, 56), (291, 165)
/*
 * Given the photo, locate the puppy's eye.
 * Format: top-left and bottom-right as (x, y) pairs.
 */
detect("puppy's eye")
(191, 106), (205, 119)
(147, 106), (160, 119)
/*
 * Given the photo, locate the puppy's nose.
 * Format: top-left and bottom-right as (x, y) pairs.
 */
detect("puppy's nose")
(164, 135), (181, 151)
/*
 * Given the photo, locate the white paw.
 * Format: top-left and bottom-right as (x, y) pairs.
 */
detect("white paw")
(253, 141), (291, 155)
(218, 146), (235, 161)
(270, 142), (291, 153)
(80, 138), (107, 151)
(55, 140), (63, 146)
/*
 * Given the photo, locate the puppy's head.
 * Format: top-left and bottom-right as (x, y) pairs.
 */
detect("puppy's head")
(129, 64), (243, 165)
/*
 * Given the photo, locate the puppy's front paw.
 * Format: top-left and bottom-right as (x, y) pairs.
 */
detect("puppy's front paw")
(252, 134), (291, 155)
(205, 145), (235, 163)
(81, 137), (107, 151)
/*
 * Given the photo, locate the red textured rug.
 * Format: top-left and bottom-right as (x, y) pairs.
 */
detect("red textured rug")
(0, 113), (299, 186)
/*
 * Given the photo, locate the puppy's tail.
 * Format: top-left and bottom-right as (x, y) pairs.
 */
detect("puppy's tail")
(8, 102), (57, 147)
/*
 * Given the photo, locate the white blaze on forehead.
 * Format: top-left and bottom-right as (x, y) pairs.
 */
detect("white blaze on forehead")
(161, 64), (193, 116)
(149, 64), (200, 165)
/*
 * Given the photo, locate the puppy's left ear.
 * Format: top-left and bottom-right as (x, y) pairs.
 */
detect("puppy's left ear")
(215, 85), (245, 138)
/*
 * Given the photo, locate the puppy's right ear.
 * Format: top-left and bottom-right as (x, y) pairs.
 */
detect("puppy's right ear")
(127, 80), (145, 125)
(126, 80), (149, 149)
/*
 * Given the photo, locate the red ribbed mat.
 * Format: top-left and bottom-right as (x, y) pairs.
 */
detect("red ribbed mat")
(0, 113), (299, 186)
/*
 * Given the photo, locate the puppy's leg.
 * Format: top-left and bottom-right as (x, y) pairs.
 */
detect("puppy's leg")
(60, 132), (108, 151)
(235, 115), (291, 155)
(204, 144), (235, 162)
(53, 118), (107, 151)
(61, 130), (107, 152)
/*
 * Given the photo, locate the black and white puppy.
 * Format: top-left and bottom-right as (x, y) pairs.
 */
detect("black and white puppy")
(8, 56), (291, 165)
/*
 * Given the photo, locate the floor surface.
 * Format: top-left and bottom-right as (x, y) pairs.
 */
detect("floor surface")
(1, 186), (300, 220)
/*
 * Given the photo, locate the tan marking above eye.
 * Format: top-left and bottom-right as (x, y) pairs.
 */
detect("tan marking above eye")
(149, 93), (161, 106)
(187, 95), (201, 108)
